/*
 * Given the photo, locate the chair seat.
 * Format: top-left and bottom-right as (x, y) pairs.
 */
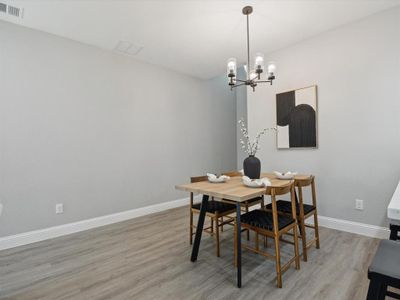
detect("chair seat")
(241, 209), (295, 231)
(369, 239), (400, 282)
(265, 200), (315, 216)
(192, 200), (236, 214)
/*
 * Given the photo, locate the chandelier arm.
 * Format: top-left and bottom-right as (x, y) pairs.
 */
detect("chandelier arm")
(254, 80), (274, 86)
(235, 78), (248, 83)
(231, 83), (247, 88)
(254, 80), (272, 83)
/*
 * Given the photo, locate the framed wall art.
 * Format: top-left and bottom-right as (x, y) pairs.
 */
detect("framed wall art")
(276, 85), (317, 149)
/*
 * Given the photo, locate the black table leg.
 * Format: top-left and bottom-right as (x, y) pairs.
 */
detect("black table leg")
(191, 195), (209, 262)
(236, 202), (242, 288)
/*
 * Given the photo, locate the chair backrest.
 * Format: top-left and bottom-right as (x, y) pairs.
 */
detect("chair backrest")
(265, 180), (294, 196)
(266, 180), (298, 230)
(190, 175), (208, 183)
(189, 176), (208, 206)
(295, 175), (314, 187)
(296, 175), (317, 208)
(222, 171), (242, 177)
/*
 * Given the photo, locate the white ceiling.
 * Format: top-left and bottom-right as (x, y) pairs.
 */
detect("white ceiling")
(1, 0), (399, 79)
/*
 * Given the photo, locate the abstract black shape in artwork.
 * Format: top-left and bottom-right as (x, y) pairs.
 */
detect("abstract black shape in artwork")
(276, 86), (317, 149)
(276, 91), (295, 127)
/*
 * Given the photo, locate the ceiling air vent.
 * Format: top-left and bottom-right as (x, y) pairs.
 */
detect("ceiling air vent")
(8, 5), (21, 17)
(114, 41), (143, 56)
(0, 3), (24, 18)
(0, 3), (6, 13)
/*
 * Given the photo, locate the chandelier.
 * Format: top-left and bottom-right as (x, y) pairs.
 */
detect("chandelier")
(227, 6), (276, 92)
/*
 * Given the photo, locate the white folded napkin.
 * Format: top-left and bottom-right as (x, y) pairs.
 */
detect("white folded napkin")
(207, 173), (230, 183)
(273, 171), (298, 179)
(242, 176), (271, 187)
(207, 173), (217, 180)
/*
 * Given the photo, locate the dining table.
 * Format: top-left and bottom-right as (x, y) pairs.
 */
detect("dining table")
(175, 172), (310, 288)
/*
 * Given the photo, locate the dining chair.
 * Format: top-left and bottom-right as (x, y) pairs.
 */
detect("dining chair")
(222, 171), (264, 240)
(265, 175), (320, 261)
(367, 239), (400, 300)
(236, 181), (300, 288)
(189, 175), (236, 257)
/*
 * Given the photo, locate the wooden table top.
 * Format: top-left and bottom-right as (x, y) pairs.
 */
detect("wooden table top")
(175, 173), (311, 202)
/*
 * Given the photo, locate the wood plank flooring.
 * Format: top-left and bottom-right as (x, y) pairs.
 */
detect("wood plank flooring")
(0, 206), (379, 300)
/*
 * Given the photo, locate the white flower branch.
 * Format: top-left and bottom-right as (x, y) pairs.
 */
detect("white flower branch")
(238, 118), (276, 156)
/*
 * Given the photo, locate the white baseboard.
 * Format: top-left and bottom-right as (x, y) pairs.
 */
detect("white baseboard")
(313, 216), (390, 239)
(0, 195), (201, 251)
(0, 197), (389, 251)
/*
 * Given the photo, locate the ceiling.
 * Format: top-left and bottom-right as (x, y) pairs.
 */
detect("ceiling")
(1, 0), (399, 79)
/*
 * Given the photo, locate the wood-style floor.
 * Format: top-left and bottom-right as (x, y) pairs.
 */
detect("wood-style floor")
(0, 206), (379, 300)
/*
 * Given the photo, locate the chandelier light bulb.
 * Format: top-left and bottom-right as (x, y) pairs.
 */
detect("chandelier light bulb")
(249, 70), (258, 80)
(254, 53), (264, 72)
(267, 62), (276, 75)
(227, 58), (237, 85)
(227, 58), (237, 74)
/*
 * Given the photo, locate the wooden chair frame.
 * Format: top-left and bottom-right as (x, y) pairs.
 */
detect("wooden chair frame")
(296, 176), (320, 261)
(272, 176), (320, 261)
(235, 181), (300, 288)
(189, 176), (236, 257)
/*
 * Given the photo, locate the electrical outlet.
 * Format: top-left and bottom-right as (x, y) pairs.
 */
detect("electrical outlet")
(355, 199), (364, 210)
(0, 203), (3, 216)
(55, 203), (64, 214)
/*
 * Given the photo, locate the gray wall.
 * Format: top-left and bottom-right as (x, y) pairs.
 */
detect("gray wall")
(0, 21), (236, 237)
(247, 7), (400, 227)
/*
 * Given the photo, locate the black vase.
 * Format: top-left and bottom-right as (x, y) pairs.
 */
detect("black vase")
(243, 155), (261, 179)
